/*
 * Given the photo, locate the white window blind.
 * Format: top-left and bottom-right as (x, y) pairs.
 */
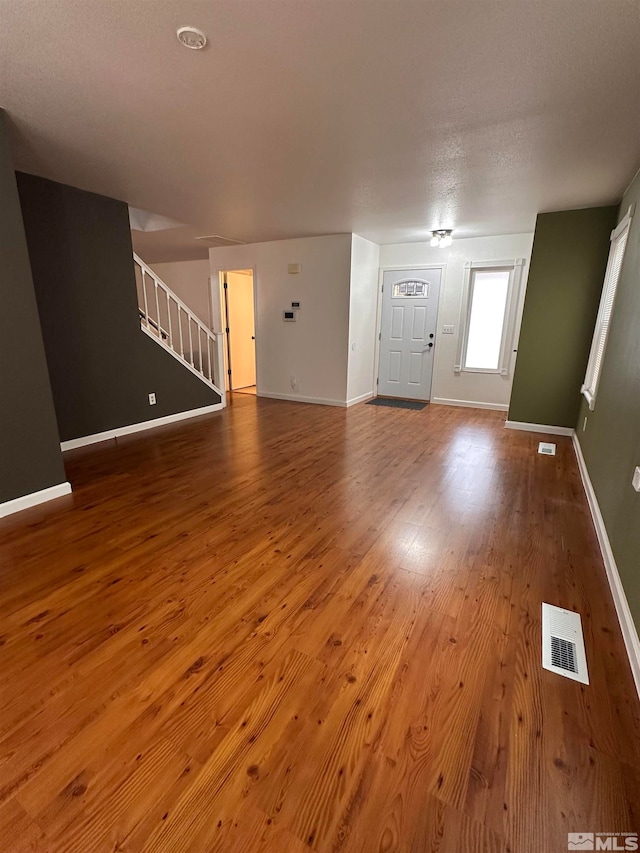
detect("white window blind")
(581, 207), (633, 410)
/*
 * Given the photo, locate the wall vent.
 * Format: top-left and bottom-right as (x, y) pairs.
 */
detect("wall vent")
(542, 603), (589, 684)
(538, 442), (556, 455)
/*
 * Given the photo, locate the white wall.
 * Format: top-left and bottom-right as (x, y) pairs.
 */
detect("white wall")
(151, 260), (212, 327)
(210, 234), (352, 405)
(347, 235), (380, 404)
(379, 233), (534, 410)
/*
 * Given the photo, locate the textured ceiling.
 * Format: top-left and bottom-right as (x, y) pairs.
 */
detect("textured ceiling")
(1, 0), (639, 261)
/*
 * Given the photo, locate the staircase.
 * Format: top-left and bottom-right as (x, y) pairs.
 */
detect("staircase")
(133, 253), (225, 398)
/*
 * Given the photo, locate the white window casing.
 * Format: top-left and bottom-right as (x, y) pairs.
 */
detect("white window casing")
(581, 205), (633, 411)
(455, 258), (525, 376)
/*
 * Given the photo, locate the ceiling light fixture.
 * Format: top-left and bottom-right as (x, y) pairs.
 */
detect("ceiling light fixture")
(430, 229), (453, 248)
(177, 26), (207, 50)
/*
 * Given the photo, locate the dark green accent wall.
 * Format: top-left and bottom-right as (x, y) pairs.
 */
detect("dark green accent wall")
(16, 173), (221, 443)
(576, 171), (640, 630)
(0, 112), (67, 504)
(509, 207), (618, 427)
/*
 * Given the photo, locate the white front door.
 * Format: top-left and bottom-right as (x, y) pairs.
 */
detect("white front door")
(377, 268), (442, 401)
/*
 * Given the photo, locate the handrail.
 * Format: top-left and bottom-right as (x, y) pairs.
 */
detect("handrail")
(134, 253), (215, 337)
(133, 253), (224, 397)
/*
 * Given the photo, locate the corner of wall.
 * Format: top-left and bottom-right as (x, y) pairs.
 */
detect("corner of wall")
(0, 110), (67, 506)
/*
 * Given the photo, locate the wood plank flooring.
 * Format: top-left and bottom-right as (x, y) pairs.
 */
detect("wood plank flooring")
(1, 395), (639, 852)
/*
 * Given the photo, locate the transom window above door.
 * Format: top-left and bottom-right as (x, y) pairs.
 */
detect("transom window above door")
(455, 259), (525, 376)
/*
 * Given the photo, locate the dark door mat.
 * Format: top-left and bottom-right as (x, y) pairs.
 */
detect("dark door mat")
(366, 397), (428, 411)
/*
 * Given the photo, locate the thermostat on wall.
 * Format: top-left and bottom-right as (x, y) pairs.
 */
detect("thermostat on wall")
(283, 310), (296, 321)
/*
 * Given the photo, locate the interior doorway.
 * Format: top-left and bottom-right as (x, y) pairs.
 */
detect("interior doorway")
(221, 270), (256, 392)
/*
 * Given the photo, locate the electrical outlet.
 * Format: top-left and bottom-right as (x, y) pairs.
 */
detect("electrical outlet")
(632, 467), (640, 492)
(290, 376), (298, 392)
(442, 325), (454, 334)
(148, 393), (156, 405)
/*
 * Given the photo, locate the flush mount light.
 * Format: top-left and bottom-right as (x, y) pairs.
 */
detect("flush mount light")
(177, 26), (207, 50)
(430, 229), (453, 248)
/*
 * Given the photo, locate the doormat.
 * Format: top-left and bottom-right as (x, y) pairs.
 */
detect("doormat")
(366, 397), (427, 411)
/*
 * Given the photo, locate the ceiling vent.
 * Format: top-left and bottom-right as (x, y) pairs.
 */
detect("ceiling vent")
(194, 235), (247, 247)
(542, 603), (589, 684)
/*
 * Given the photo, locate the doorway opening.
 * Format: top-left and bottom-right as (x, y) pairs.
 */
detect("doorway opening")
(220, 270), (256, 394)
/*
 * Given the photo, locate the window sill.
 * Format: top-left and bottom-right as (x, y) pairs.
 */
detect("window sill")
(458, 366), (505, 375)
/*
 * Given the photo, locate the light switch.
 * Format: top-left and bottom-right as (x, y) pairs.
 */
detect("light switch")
(442, 325), (454, 334)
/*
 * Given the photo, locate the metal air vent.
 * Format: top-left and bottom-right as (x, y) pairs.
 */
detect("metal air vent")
(194, 235), (246, 247)
(542, 603), (589, 684)
(538, 442), (556, 456)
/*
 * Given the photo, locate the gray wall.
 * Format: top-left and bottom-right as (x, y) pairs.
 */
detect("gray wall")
(0, 112), (67, 504)
(576, 172), (640, 630)
(16, 173), (221, 443)
(508, 207), (618, 427)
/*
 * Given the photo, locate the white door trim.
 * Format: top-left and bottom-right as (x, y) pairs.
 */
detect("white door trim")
(374, 264), (446, 399)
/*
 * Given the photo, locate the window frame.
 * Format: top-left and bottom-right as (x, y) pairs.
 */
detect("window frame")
(455, 258), (525, 376)
(581, 205), (633, 411)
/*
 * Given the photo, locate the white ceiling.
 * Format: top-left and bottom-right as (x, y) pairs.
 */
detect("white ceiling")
(1, 0), (639, 262)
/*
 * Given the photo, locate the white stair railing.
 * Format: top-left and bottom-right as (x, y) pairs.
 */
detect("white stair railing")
(133, 253), (225, 397)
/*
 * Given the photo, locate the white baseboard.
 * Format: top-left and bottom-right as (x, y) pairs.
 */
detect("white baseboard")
(572, 432), (640, 701)
(431, 397), (509, 412)
(505, 420), (574, 436)
(61, 403), (225, 451)
(0, 481), (72, 519)
(258, 391), (348, 408)
(346, 392), (375, 408)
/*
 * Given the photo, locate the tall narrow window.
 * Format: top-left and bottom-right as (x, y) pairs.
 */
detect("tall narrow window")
(455, 259), (525, 376)
(581, 207), (633, 410)
(464, 270), (510, 370)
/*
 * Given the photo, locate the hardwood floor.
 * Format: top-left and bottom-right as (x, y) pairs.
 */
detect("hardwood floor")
(1, 396), (639, 852)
